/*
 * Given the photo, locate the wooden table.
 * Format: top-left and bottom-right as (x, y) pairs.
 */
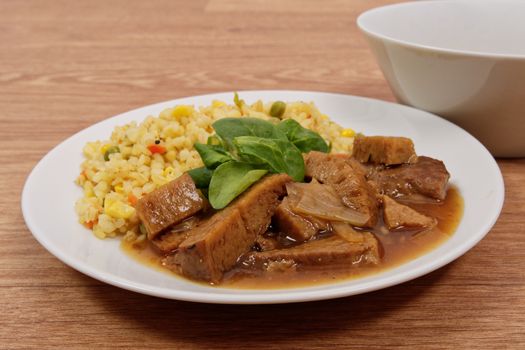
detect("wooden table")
(2, 1), (524, 348)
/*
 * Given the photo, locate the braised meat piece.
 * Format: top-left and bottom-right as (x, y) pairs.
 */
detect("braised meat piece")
(367, 156), (450, 200)
(254, 235), (279, 252)
(234, 174), (292, 237)
(136, 173), (204, 240)
(332, 222), (369, 243)
(244, 235), (380, 270)
(163, 207), (247, 283)
(382, 196), (437, 230)
(164, 174), (291, 283)
(153, 231), (190, 254)
(304, 151), (379, 227)
(353, 135), (417, 165)
(273, 197), (328, 242)
(265, 259), (297, 273)
(151, 217), (198, 254)
(304, 151), (347, 183)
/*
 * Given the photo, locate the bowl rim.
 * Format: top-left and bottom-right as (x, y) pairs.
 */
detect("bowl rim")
(357, 0), (525, 61)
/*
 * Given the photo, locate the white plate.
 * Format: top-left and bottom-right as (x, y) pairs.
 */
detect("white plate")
(21, 91), (504, 304)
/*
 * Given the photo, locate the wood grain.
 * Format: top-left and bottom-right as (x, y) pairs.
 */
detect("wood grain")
(1, 0), (524, 349)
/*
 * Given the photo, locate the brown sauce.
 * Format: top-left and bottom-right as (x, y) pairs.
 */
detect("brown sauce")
(122, 187), (463, 289)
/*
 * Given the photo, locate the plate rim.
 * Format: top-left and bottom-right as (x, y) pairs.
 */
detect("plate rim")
(21, 90), (505, 304)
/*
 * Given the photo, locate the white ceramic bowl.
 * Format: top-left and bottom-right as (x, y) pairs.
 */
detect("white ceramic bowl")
(357, 0), (525, 157)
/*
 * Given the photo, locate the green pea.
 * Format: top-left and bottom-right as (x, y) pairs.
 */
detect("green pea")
(104, 146), (120, 161)
(269, 101), (286, 119)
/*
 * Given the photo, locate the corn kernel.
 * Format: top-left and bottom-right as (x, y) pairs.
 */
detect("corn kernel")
(341, 128), (355, 137)
(212, 100), (226, 108)
(114, 185), (124, 193)
(100, 144), (109, 154)
(104, 198), (136, 219)
(171, 105), (194, 119)
(165, 150), (177, 162)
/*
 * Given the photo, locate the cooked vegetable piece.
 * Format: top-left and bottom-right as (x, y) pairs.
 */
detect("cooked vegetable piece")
(194, 143), (232, 169)
(286, 182), (370, 226)
(234, 136), (305, 181)
(187, 167), (213, 189)
(208, 161), (268, 209)
(269, 101), (286, 118)
(103, 146), (119, 161)
(276, 119), (329, 153)
(147, 144), (167, 154)
(127, 193), (138, 205)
